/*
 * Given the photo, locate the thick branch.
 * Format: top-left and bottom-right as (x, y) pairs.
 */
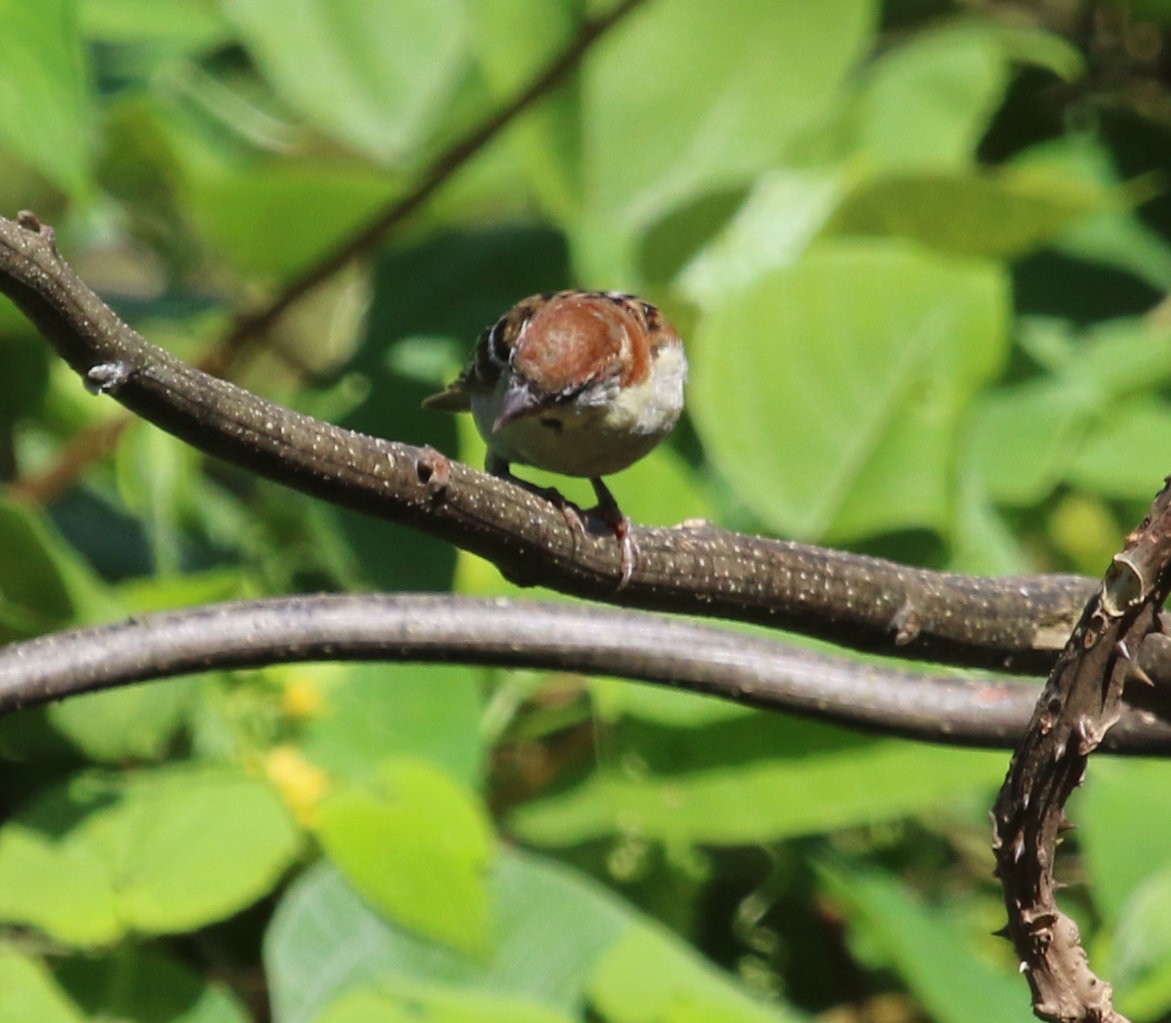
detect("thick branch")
(0, 213), (1105, 673)
(993, 481), (1171, 1021)
(2, 593), (1170, 753)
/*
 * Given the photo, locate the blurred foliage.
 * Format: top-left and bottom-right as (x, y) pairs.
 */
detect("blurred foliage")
(2, 0), (1171, 1020)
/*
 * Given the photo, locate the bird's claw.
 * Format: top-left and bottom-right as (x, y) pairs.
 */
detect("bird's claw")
(614, 519), (638, 590)
(589, 478), (637, 589)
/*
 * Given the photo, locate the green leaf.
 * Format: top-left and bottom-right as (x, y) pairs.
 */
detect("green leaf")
(56, 946), (250, 1023)
(591, 676), (753, 731)
(221, 0), (467, 164)
(114, 421), (202, 575)
(300, 663), (484, 788)
(576, 0), (875, 278)
(0, 765), (301, 945)
(980, 22), (1084, 81)
(314, 984), (574, 1023)
(819, 862), (1031, 1023)
(0, 500), (107, 642)
(829, 169), (1103, 258)
(1067, 400), (1171, 500)
(0, 813), (121, 945)
(1014, 135), (1171, 292)
(48, 677), (196, 763)
(1047, 493), (1121, 576)
(839, 26), (1010, 171)
(0, 947), (84, 1023)
(1077, 762), (1171, 1023)
(948, 474), (1033, 576)
(1111, 866), (1171, 1020)
(186, 161), (394, 276)
(0, 0), (91, 195)
(1081, 759), (1171, 926)
(267, 849), (798, 1023)
(511, 719), (1004, 847)
(1067, 316), (1171, 398)
(690, 240), (1008, 541)
(965, 379), (1092, 506)
(588, 928), (804, 1023)
(80, 0), (231, 45)
(266, 851), (635, 1023)
(316, 759), (494, 957)
(967, 317), (1171, 506)
(0, 333), (50, 431)
(467, 1), (581, 221)
(678, 169), (847, 302)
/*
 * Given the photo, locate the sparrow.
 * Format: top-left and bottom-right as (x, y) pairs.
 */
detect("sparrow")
(424, 290), (688, 586)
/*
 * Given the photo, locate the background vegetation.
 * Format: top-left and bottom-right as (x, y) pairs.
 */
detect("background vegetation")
(2, 0), (1171, 1020)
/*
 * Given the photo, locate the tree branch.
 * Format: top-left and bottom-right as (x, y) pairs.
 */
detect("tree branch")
(0, 212), (1109, 674)
(993, 480), (1171, 1021)
(2, 593), (1170, 753)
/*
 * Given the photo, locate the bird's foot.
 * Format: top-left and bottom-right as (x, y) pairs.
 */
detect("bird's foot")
(487, 459), (637, 588)
(534, 484), (590, 539)
(488, 457), (589, 538)
(589, 478), (638, 590)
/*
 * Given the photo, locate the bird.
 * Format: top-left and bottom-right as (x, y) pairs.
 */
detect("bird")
(423, 289), (688, 586)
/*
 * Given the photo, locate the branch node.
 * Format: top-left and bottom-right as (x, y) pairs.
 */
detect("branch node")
(891, 600), (922, 645)
(16, 209), (54, 250)
(85, 361), (134, 396)
(415, 445), (452, 494)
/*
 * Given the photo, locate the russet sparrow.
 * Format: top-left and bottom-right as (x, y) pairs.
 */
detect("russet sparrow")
(424, 290), (688, 585)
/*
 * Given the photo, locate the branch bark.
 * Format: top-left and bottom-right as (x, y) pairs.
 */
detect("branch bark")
(993, 480), (1171, 1021)
(2, 593), (1171, 753)
(0, 212), (1111, 675)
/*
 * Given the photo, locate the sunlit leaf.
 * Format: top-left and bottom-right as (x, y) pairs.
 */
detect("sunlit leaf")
(0, 0), (91, 195)
(300, 663), (484, 788)
(467, 1), (581, 221)
(589, 928), (804, 1023)
(838, 26), (1009, 170)
(314, 984), (573, 1023)
(186, 162), (394, 276)
(316, 759), (494, 956)
(1111, 866), (1171, 1020)
(266, 849), (797, 1023)
(221, 0), (467, 164)
(1081, 759), (1171, 925)
(512, 723), (1003, 846)
(265, 851), (635, 1023)
(576, 0), (875, 278)
(678, 169), (846, 302)
(0, 766), (301, 945)
(0, 947), (84, 1023)
(691, 240), (1008, 540)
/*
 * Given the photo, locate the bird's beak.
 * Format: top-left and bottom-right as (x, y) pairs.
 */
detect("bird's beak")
(493, 379), (543, 432)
